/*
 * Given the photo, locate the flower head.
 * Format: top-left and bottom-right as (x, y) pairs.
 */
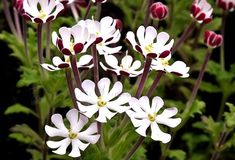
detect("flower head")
(14, 0), (24, 13)
(150, 2), (169, 21)
(22, 0), (64, 23)
(204, 30), (223, 48)
(191, 0), (213, 24)
(52, 24), (96, 55)
(217, 0), (235, 11)
(41, 55), (93, 71)
(126, 96), (181, 143)
(100, 53), (143, 77)
(151, 52), (190, 78)
(45, 109), (100, 157)
(75, 77), (131, 123)
(77, 16), (122, 55)
(126, 26), (174, 58)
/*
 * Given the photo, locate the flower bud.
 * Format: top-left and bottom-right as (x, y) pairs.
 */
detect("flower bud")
(150, 2), (168, 20)
(115, 19), (122, 30)
(191, 0), (213, 24)
(14, 0), (24, 13)
(204, 30), (223, 48)
(217, 0), (235, 11)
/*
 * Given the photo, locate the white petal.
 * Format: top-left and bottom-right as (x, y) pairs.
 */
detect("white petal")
(105, 81), (123, 101)
(59, 27), (71, 48)
(135, 120), (150, 137)
(41, 63), (60, 71)
(75, 87), (97, 104)
(81, 80), (97, 99)
(72, 139), (89, 151)
(121, 55), (133, 67)
(165, 61), (190, 78)
(137, 26), (145, 46)
(150, 122), (171, 143)
(80, 122), (98, 135)
(129, 60), (142, 71)
(79, 134), (100, 144)
(52, 31), (58, 46)
(77, 102), (98, 118)
(98, 77), (111, 97)
(139, 96), (151, 113)
(77, 55), (93, 66)
(156, 32), (170, 45)
(45, 125), (68, 137)
(51, 114), (68, 131)
(50, 138), (71, 155)
(52, 56), (64, 66)
(68, 139), (81, 158)
(66, 109), (78, 131)
(104, 55), (119, 68)
(96, 107), (116, 123)
(151, 96), (164, 114)
(108, 93), (131, 113)
(126, 31), (137, 49)
(144, 26), (157, 44)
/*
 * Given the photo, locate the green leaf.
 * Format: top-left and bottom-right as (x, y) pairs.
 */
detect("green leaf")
(27, 149), (42, 160)
(4, 103), (37, 117)
(224, 103), (235, 128)
(182, 100), (205, 118)
(9, 133), (33, 144)
(199, 81), (221, 93)
(167, 149), (186, 160)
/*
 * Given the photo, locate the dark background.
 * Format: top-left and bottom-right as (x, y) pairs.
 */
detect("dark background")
(1, 3), (235, 160)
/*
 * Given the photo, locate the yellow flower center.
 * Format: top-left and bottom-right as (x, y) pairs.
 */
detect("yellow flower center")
(68, 129), (78, 139)
(65, 56), (70, 63)
(38, 10), (47, 19)
(97, 96), (107, 107)
(147, 113), (156, 122)
(144, 43), (154, 53)
(69, 42), (75, 52)
(160, 59), (169, 67)
(120, 64), (130, 71)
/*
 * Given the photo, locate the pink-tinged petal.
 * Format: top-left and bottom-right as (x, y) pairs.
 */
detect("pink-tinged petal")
(81, 80), (97, 99)
(137, 25), (145, 46)
(66, 109), (79, 130)
(98, 77), (111, 97)
(105, 81), (123, 101)
(41, 63), (60, 71)
(135, 120), (151, 137)
(80, 122), (98, 135)
(104, 55), (119, 68)
(76, 114), (89, 131)
(79, 134), (100, 144)
(45, 125), (68, 137)
(150, 122), (171, 143)
(59, 27), (71, 48)
(156, 32), (170, 45)
(151, 96), (164, 113)
(144, 26), (157, 44)
(139, 96), (151, 113)
(75, 88), (97, 104)
(68, 139), (81, 157)
(47, 138), (70, 155)
(51, 114), (68, 131)
(77, 102), (98, 118)
(128, 97), (146, 114)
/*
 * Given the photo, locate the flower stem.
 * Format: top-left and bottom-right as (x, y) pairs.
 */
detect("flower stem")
(84, 0), (92, 20)
(37, 23), (44, 64)
(217, 94), (229, 121)
(22, 19), (30, 64)
(124, 136), (145, 160)
(220, 11), (227, 71)
(70, 55), (83, 90)
(172, 20), (196, 55)
(144, 0), (152, 27)
(13, 8), (22, 40)
(135, 57), (152, 98)
(92, 45), (99, 87)
(95, 3), (102, 20)
(71, 3), (79, 22)
(192, 23), (204, 49)
(2, 0), (17, 37)
(45, 22), (51, 59)
(146, 71), (164, 97)
(65, 69), (79, 109)
(185, 49), (212, 110)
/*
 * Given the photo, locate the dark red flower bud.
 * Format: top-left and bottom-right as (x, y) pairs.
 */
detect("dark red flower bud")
(150, 2), (168, 21)
(115, 19), (122, 30)
(204, 30), (223, 48)
(14, 0), (24, 13)
(217, 0), (235, 11)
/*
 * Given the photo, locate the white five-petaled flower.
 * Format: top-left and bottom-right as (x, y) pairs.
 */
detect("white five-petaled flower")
(41, 55), (93, 71)
(126, 25), (174, 59)
(151, 51), (190, 78)
(22, 0), (64, 23)
(75, 77), (131, 123)
(77, 16), (122, 55)
(45, 109), (100, 158)
(100, 53), (143, 77)
(191, 0), (213, 24)
(126, 96), (181, 143)
(52, 24), (96, 55)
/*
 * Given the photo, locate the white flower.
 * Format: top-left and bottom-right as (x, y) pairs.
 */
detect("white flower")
(75, 77), (131, 123)
(100, 53), (143, 77)
(41, 55), (93, 71)
(217, 0), (235, 11)
(52, 24), (96, 55)
(126, 25), (174, 58)
(45, 109), (100, 158)
(191, 0), (213, 23)
(77, 16), (122, 55)
(151, 52), (190, 78)
(126, 96), (181, 143)
(92, 0), (107, 3)
(22, 0), (64, 23)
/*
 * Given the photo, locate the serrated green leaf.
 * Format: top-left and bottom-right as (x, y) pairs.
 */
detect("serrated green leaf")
(4, 103), (37, 117)
(224, 103), (235, 128)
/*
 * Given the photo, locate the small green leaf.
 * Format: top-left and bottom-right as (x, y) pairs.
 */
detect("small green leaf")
(4, 103), (37, 117)
(167, 149), (186, 160)
(224, 103), (235, 128)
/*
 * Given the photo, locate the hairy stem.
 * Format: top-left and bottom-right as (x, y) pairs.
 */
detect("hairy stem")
(71, 3), (79, 22)
(92, 45), (99, 88)
(84, 0), (92, 20)
(135, 57), (152, 98)
(70, 55), (82, 90)
(22, 19), (30, 64)
(124, 136), (145, 160)
(45, 22), (51, 59)
(144, 0), (152, 27)
(13, 8), (22, 40)
(146, 72), (164, 97)
(37, 24), (44, 64)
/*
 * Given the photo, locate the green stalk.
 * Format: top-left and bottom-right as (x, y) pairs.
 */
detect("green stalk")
(220, 11), (227, 71)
